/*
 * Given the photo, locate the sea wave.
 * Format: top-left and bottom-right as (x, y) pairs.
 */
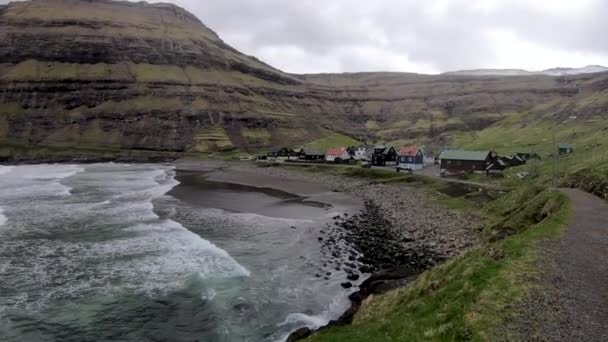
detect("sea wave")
(0, 164), (84, 199)
(0, 207), (6, 226)
(277, 293), (351, 342)
(0, 165), (14, 176)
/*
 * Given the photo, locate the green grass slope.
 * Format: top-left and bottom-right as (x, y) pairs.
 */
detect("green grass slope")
(309, 188), (570, 342)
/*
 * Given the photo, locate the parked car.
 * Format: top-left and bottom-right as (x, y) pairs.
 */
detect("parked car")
(361, 161), (372, 168)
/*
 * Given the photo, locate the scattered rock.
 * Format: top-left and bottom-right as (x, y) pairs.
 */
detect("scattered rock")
(341, 282), (353, 289)
(347, 273), (360, 281)
(286, 327), (311, 342)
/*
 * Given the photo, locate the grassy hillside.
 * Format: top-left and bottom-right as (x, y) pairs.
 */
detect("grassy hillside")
(308, 183), (570, 341)
(304, 133), (361, 151)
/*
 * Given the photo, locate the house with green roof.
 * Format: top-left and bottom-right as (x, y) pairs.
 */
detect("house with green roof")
(439, 149), (496, 174)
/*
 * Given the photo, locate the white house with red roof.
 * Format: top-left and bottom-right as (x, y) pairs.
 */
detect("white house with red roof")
(325, 147), (350, 162)
(397, 145), (432, 171)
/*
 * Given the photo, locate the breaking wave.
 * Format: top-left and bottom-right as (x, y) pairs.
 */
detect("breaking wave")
(0, 163), (249, 312)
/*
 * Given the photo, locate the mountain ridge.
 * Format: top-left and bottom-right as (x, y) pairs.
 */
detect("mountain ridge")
(444, 65), (608, 77)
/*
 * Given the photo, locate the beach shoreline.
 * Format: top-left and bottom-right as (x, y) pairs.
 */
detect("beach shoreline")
(174, 160), (483, 340)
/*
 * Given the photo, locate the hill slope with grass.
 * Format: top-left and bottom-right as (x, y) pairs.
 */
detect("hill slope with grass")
(1, 0), (608, 162)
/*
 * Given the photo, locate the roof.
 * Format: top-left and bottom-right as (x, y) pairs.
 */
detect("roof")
(270, 147), (288, 152)
(326, 147), (347, 156)
(399, 145), (420, 157)
(486, 159), (507, 170)
(558, 143), (573, 149)
(439, 150), (491, 161)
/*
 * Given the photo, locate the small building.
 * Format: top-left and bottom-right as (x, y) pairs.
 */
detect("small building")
(439, 150), (495, 173)
(353, 145), (368, 160)
(326, 147), (349, 162)
(486, 159), (507, 174)
(558, 143), (574, 155)
(500, 155), (526, 167)
(299, 148), (325, 161)
(288, 148), (303, 161)
(268, 147), (290, 160)
(371, 146), (398, 166)
(397, 145), (426, 170)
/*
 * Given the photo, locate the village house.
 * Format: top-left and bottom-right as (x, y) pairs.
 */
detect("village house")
(439, 150), (496, 174)
(397, 145), (427, 171)
(298, 148), (325, 161)
(353, 145), (368, 160)
(500, 155), (526, 167)
(558, 143), (574, 155)
(486, 158), (508, 174)
(371, 145), (398, 166)
(267, 147), (290, 160)
(325, 147), (350, 162)
(288, 148), (303, 161)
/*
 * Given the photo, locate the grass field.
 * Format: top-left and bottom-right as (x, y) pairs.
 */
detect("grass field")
(308, 187), (570, 342)
(304, 133), (361, 151)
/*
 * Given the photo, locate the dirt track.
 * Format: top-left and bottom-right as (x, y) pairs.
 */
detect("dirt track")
(542, 189), (608, 341)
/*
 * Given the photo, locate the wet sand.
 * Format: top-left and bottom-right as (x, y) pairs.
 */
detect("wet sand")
(174, 160), (363, 214)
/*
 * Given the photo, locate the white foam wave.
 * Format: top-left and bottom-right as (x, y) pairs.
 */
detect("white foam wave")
(0, 164), (84, 199)
(277, 294), (351, 342)
(117, 219), (250, 281)
(0, 164), (251, 313)
(0, 207), (7, 226)
(0, 165), (14, 176)
(201, 288), (217, 301)
(278, 313), (329, 329)
(200, 208), (314, 225)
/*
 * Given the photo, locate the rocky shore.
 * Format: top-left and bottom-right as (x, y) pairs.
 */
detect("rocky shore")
(177, 160), (483, 340)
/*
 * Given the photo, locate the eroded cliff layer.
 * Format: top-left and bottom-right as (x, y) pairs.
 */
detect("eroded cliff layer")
(1, 0), (607, 159)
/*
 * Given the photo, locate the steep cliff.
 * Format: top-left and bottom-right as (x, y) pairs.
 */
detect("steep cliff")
(1, 0), (607, 160)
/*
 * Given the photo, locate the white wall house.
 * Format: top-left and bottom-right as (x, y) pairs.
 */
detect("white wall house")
(326, 147), (349, 162)
(354, 145), (368, 160)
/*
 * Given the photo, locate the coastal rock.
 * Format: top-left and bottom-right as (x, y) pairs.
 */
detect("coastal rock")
(341, 282), (353, 289)
(286, 327), (311, 342)
(347, 273), (360, 281)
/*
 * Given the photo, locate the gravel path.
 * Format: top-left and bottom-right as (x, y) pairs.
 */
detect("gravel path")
(542, 189), (608, 341)
(509, 188), (608, 341)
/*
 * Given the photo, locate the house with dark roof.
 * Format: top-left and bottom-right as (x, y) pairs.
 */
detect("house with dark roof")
(267, 147), (290, 160)
(439, 150), (496, 173)
(397, 145), (427, 171)
(500, 155), (526, 167)
(371, 146), (397, 166)
(486, 158), (508, 174)
(298, 148), (325, 161)
(558, 143), (574, 155)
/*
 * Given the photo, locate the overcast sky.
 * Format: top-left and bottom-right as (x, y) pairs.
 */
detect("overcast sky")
(3, 0), (608, 74)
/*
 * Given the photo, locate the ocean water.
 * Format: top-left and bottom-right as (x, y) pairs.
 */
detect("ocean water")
(0, 164), (355, 341)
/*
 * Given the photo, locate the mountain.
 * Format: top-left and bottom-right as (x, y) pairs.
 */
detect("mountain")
(541, 65), (608, 76)
(445, 65), (608, 77)
(1, 0), (607, 161)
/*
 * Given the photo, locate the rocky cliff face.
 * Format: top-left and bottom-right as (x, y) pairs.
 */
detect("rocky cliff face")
(1, 0), (607, 160)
